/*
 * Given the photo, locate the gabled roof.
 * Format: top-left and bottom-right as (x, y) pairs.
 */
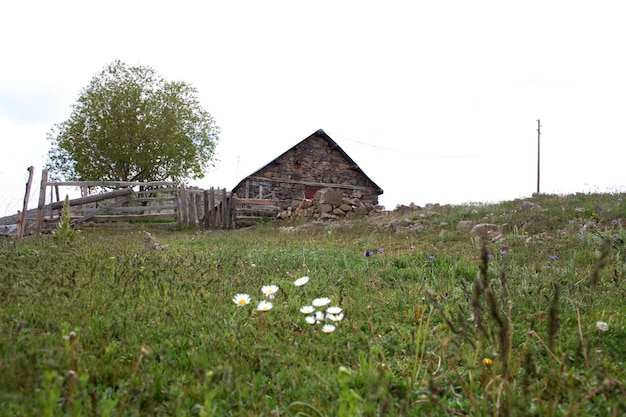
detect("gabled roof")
(233, 129), (383, 194)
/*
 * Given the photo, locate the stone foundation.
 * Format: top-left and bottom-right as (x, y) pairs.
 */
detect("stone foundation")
(276, 188), (379, 221)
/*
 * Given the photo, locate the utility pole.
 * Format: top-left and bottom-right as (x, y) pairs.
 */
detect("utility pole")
(536, 119), (541, 194)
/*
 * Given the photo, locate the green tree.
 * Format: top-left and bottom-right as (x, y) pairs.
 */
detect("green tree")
(46, 60), (219, 183)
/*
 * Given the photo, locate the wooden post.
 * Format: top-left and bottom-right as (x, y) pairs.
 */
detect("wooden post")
(221, 188), (228, 229)
(209, 187), (216, 228)
(175, 184), (182, 225)
(195, 193), (203, 226)
(203, 190), (209, 229)
(188, 190), (197, 227)
(226, 191), (233, 229)
(179, 185), (189, 227)
(35, 169), (48, 235)
(16, 166), (35, 238)
(230, 193), (237, 227)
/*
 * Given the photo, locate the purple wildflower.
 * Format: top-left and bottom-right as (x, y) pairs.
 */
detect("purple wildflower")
(549, 255), (558, 260)
(365, 249), (372, 257)
(378, 248), (384, 254)
(499, 249), (507, 256)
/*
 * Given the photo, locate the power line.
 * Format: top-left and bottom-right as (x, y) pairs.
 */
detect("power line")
(327, 131), (490, 159)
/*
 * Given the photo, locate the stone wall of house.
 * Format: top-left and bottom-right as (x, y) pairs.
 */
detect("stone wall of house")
(233, 135), (381, 209)
(277, 188), (379, 220)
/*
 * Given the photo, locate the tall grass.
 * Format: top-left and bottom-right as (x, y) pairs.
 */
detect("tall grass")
(1, 192), (625, 416)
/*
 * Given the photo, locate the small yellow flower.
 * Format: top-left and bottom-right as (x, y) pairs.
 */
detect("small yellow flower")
(482, 358), (493, 367)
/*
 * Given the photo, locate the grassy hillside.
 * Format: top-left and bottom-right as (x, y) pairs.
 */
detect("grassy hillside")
(1, 192), (625, 416)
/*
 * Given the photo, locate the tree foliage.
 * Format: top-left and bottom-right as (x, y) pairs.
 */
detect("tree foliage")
(46, 60), (219, 183)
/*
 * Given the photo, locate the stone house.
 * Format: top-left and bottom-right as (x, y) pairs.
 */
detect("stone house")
(232, 129), (383, 210)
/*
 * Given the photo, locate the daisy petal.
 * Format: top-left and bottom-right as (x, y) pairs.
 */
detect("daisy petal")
(322, 324), (336, 333)
(312, 297), (331, 307)
(294, 276), (310, 287)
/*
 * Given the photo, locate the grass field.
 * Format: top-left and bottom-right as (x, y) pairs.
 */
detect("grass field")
(1, 192), (625, 416)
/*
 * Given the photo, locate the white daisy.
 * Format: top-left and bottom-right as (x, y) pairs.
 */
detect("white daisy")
(305, 316), (317, 325)
(596, 321), (609, 332)
(257, 300), (273, 311)
(327, 313), (344, 322)
(322, 324), (336, 333)
(315, 311), (325, 322)
(232, 293), (251, 306)
(261, 285), (279, 299)
(294, 276), (310, 287)
(326, 306), (342, 315)
(312, 297), (331, 307)
(300, 306), (315, 314)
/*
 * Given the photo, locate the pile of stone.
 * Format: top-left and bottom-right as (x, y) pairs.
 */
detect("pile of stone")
(277, 188), (378, 221)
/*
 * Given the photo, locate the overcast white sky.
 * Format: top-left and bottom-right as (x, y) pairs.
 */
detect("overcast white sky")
(1, 1), (625, 216)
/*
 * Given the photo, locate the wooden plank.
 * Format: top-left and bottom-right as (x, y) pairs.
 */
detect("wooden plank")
(194, 193), (203, 226)
(209, 188), (216, 228)
(17, 166), (35, 238)
(236, 206), (280, 213)
(35, 169), (49, 235)
(135, 186), (178, 193)
(49, 180), (176, 187)
(90, 214), (177, 222)
(180, 185), (189, 227)
(188, 191), (197, 227)
(49, 188), (133, 209)
(109, 205), (177, 213)
(175, 185), (183, 225)
(74, 197), (129, 224)
(133, 197), (177, 202)
(221, 188), (227, 229)
(203, 190), (209, 229)
(247, 176), (381, 192)
(226, 192), (233, 229)
(233, 198), (276, 206)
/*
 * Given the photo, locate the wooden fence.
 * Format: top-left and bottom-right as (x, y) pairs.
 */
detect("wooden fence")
(11, 168), (281, 235)
(25, 169), (238, 233)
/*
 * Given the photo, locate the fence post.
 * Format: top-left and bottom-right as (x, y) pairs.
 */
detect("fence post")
(194, 193), (203, 227)
(34, 169), (48, 235)
(188, 190), (197, 227)
(226, 191), (233, 229)
(221, 188), (228, 229)
(175, 184), (182, 225)
(209, 187), (216, 228)
(16, 166), (35, 238)
(203, 190), (209, 229)
(179, 185), (189, 227)
(231, 193), (237, 228)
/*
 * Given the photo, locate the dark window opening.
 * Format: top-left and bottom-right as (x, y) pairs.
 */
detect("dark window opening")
(305, 186), (322, 199)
